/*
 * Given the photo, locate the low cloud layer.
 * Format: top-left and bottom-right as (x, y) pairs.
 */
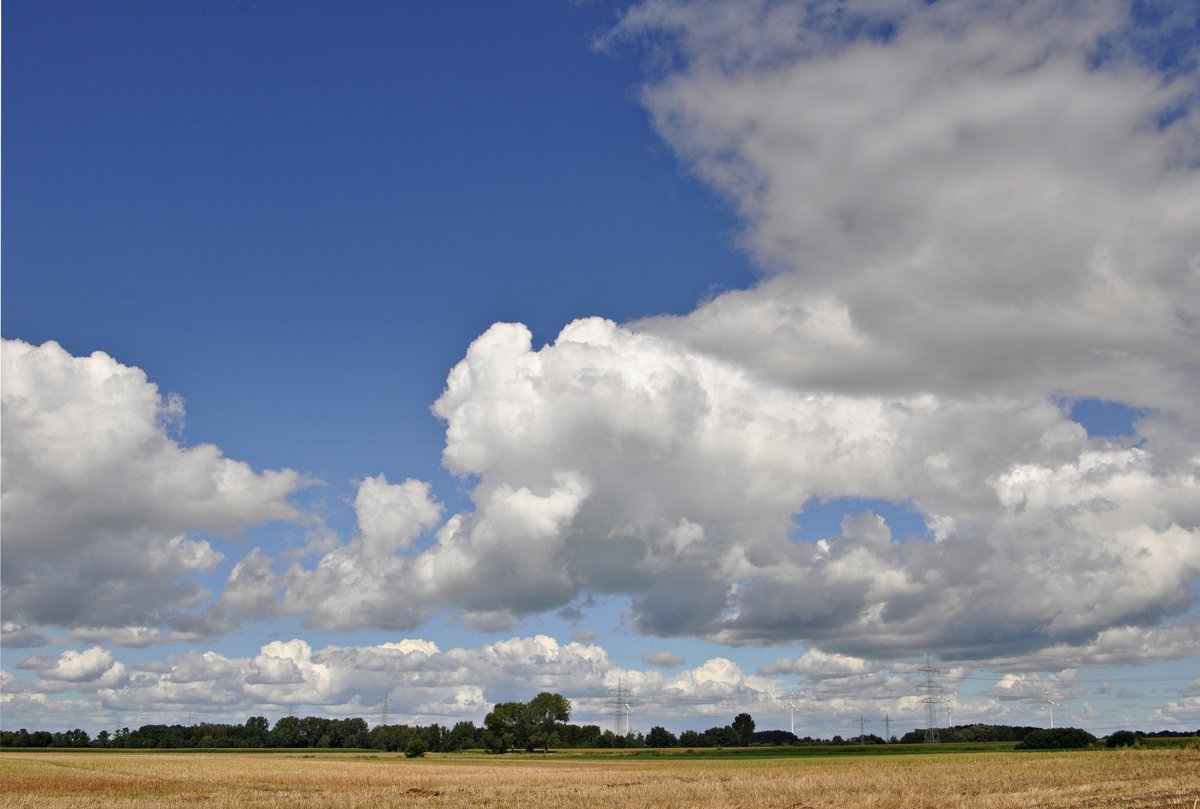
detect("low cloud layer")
(4, 634), (1187, 736)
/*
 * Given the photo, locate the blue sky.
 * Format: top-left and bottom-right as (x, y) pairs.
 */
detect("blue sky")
(3, 0), (1198, 739)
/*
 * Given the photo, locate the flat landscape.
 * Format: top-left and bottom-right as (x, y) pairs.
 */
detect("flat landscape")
(2, 748), (1198, 809)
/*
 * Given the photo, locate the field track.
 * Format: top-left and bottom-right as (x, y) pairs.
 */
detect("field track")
(2, 748), (1198, 808)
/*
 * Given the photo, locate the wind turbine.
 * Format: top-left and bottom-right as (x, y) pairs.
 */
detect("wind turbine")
(782, 692), (802, 736)
(944, 691), (958, 728)
(623, 702), (633, 736)
(1045, 696), (1061, 729)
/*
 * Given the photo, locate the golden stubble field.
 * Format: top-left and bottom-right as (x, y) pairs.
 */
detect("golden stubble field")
(2, 748), (1198, 809)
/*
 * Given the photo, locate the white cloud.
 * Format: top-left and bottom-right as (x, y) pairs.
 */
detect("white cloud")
(354, 475), (443, 558)
(643, 651), (686, 668)
(280, 0), (1196, 666)
(3, 634), (1193, 736)
(36, 647), (116, 682)
(616, 0), (1200, 412)
(759, 649), (875, 678)
(1, 622), (52, 649)
(20, 646), (129, 694)
(247, 297), (1198, 666)
(280, 476), (443, 630)
(985, 671), (1085, 702)
(70, 627), (195, 648)
(1, 339), (310, 635)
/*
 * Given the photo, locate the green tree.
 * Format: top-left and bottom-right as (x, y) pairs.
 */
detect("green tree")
(484, 702), (531, 753)
(268, 716), (304, 747)
(646, 726), (677, 747)
(244, 716), (269, 746)
(52, 728), (90, 748)
(732, 713), (755, 746)
(1106, 730), (1137, 748)
(526, 692), (571, 753)
(702, 725), (738, 747)
(1015, 727), (1097, 749)
(445, 721), (478, 751)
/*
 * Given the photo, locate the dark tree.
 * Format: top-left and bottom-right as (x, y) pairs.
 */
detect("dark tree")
(732, 713), (755, 746)
(646, 726), (677, 748)
(751, 730), (798, 745)
(702, 725), (739, 747)
(1106, 730), (1137, 748)
(1015, 727), (1097, 749)
(445, 721), (479, 751)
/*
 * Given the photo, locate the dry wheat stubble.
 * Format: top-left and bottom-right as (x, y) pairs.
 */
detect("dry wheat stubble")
(1, 748), (1197, 808)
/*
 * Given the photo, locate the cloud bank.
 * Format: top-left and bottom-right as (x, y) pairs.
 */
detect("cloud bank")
(9, 632), (1184, 736)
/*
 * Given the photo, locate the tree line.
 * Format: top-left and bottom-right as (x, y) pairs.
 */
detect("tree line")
(3, 696), (1192, 752)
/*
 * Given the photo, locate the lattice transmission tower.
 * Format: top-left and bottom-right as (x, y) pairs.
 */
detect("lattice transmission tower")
(918, 654), (943, 743)
(608, 679), (632, 736)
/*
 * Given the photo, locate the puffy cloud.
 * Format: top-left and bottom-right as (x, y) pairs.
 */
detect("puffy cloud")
(70, 627), (192, 648)
(2, 634), (1191, 736)
(759, 649), (875, 678)
(967, 623), (1200, 673)
(429, 319), (1199, 661)
(354, 475), (443, 558)
(643, 651), (686, 668)
(271, 0), (1196, 666)
(1, 339), (310, 634)
(259, 296), (1198, 665)
(280, 476), (443, 630)
(35, 647), (116, 682)
(21, 646), (129, 693)
(604, 656), (783, 723)
(614, 1), (1200, 413)
(985, 671), (1085, 702)
(1, 622), (52, 649)
(0, 669), (27, 695)
(4, 635), (617, 729)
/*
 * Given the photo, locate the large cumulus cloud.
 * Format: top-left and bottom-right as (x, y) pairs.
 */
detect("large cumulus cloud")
(270, 310), (1198, 663)
(613, 0), (1200, 413)
(1, 339), (309, 635)
(269, 0), (1200, 662)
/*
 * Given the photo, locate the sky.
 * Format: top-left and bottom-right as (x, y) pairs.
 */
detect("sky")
(2, 0), (1198, 741)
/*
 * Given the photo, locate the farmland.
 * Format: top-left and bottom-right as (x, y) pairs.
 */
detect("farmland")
(2, 747), (1198, 808)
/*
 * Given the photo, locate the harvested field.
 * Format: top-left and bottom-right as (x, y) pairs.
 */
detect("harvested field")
(1, 748), (1198, 808)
